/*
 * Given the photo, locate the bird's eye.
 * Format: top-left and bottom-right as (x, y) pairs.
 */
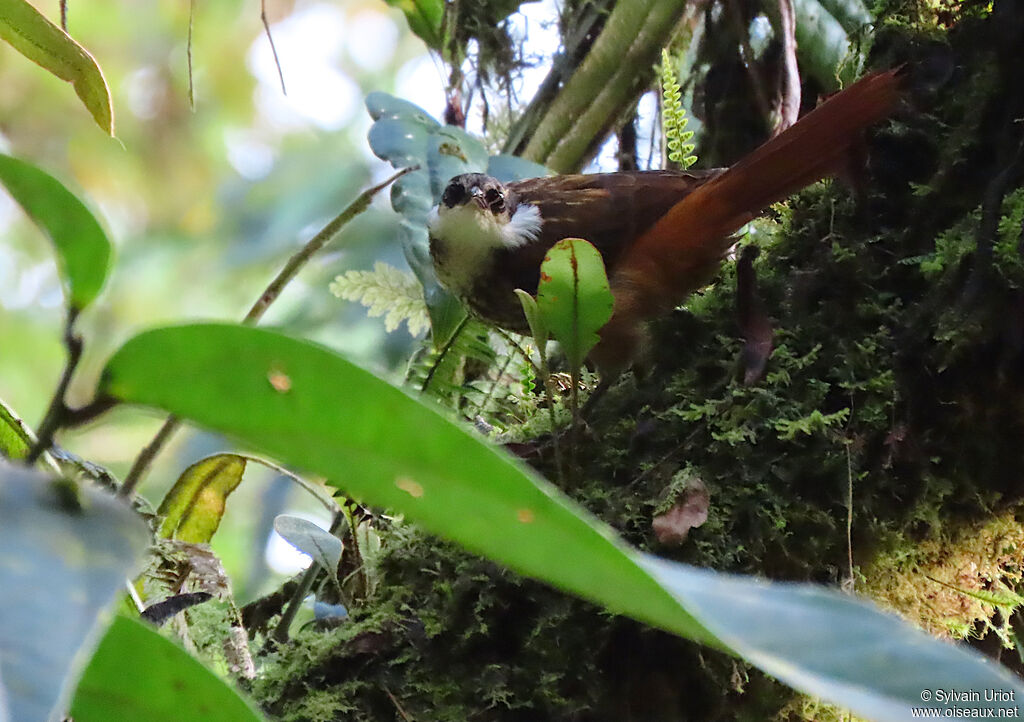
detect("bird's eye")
(442, 183), (466, 207)
(484, 188), (504, 213)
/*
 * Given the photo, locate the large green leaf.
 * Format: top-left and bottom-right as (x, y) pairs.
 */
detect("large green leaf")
(96, 324), (1024, 720)
(98, 323), (710, 642)
(0, 154), (111, 311)
(0, 464), (148, 721)
(70, 616), (264, 722)
(0, 0), (113, 134)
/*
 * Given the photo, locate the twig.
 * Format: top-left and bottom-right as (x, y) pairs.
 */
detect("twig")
(963, 135), (1024, 304)
(844, 440), (855, 592)
(536, 347), (565, 486)
(261, 0), (287, 95)
(118, 166), (416, 498)
(725, 0), (772, 122)
(772, 0), (800, 135)
(26, 310), (83, 465)
(187, 0), (196, 110)
(383, 685), (414, 722)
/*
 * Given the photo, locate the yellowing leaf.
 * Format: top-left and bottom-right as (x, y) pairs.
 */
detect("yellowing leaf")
(0, 0), (113, 134)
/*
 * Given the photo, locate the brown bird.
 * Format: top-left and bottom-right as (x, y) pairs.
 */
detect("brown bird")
(427, 69), (903, 375)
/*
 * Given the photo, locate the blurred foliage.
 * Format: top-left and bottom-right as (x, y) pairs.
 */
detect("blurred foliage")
(0, 0), (438, 594)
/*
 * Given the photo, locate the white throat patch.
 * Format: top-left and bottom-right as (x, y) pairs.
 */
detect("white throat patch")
(427, 202), (543, 298)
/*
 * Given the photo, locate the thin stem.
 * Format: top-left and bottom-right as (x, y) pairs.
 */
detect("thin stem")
(261, 0), (287, 95)
(187, 0), (196, 110)
(421, 315), (470, 394)
(27, 310), (82, 465)
(568, 366), (579, 483)
(245, 166), (417, 324)
(119, 167), (416, 498)
(537, 349), (564, 486)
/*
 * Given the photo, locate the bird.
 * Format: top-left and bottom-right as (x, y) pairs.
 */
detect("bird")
(427, 69), (903, 376)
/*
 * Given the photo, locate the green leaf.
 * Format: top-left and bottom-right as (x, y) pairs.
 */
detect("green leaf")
(514, 289), (548, 347)
(790, 0), (854, 89)
(273, 515), (342, 584)
(0, 154), (111, 311)
(0, 396), (60, 472)
(381, 0), (444, 51)
(536, 238), (614, 369)
(97, 323), (712, 644)
(69, 616), (265, 722)
(0, 0), (113, 134)
(156, 453), (247, 543)
(0, 464), (148, 722)
(95, 323), (1024, 719)
(0, 397), (33, 462)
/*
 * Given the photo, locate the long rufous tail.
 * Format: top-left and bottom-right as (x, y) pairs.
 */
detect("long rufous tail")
(595, 68), (903, 373)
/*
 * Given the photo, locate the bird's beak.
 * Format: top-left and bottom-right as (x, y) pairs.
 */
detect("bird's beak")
(470, 189), (488, 210)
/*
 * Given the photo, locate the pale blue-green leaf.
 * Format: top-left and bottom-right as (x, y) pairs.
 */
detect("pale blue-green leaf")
(273, 515), (342, 580)
(817, 0), (872, 33)
(390, 171), (432, 226)
(426, 127), (489, 199)
(640, 556), (1024, 722)
(487, 154), (552, 183)
(367, 117), (432, 169)
(365, 91), (440, 128)
(0, 464), (148, 722)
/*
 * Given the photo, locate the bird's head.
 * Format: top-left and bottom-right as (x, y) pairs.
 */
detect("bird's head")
(440, 173), (513, 219)
(428, 174), (542, 253)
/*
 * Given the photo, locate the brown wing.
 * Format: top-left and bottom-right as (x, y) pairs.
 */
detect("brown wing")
(465, 169), (723, 333)
(510, 169), (724, 272)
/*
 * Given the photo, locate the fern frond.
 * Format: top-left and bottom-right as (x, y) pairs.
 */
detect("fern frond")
(406, 319), (497, 405)
(330, 262), (429, 337)
(660, 48), (697, 169)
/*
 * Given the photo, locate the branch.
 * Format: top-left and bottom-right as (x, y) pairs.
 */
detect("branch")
(772, 0), (801, 135)
(26, 310), (84, 465)
(118, 166), (417, 498)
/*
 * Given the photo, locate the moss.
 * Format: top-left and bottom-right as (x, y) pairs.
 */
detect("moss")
(865, 511), (1024, 642)
(247, 5), (1024, 720)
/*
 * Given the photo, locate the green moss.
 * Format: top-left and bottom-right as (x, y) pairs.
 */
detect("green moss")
(246, 8), (1024, 720)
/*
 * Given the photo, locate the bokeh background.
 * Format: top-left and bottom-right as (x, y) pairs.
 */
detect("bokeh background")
(0, 0), (507, 598)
